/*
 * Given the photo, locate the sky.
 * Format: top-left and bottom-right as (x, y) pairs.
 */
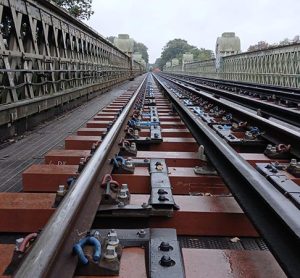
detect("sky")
(86, 0), (299, 64)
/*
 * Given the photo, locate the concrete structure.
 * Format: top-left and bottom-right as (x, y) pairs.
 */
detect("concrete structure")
(171, 58), (180, 66)
(182, 53), (194, 71)
(114, 34), (134, 54)
(216, 32), (241, 57)
(215, 32), (241, 70)
(182, 53), (194, 64)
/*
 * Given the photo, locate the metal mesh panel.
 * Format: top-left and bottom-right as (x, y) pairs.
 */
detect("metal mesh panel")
(179, 236), (269, 251)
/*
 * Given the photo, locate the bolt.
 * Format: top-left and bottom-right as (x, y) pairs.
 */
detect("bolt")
(79, 157), (85, 164)
(137, 229), (146, 238)
(104, 245), (117, 260)
(57, 185), (66, 196)
(265, 163), (272, 169)
(159, 255), (175, 267)
(158, 195), (169, 202)
(78, 157), (85, 171)
(121, 184), (128, 190)
(266, 144), (272, 151)
(93, 231), (100, 239)
(130, 142), (137, 150)
(91, 143), (97, 152)
(107, 229), (119, 246)
(158, 188), (167, 195)
(118, 201), (125, 207)
(159, 241), (173, 252)
(15, 238), (24, 251)
(125, 160), (133, 167)
(155, 161), (163, 170)
(118, 189), (127, 199)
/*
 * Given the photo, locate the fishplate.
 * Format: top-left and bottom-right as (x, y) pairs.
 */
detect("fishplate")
(74, 228), (185, 277)
(150, 229), (185, 278)
(149, 159), (179, 210)
(256, 163), (300, 209)
(98, 159), (178, 217)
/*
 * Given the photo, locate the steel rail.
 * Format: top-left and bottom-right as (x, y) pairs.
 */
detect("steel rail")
(153, 73), (300, 278)
(169, 72), (300, 96)
(14, 75), (147, 278)
(159, 73), (300, 158)
(188, 75), (300, 102)
(162, 73), (300, 127)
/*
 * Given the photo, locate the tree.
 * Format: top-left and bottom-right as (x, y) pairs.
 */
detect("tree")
(156, 38), (214, 69)
(134, 42), (149, 63)
(248, 41), (269, 52)
(293, 35), (300, 43)
(160, 39), (190, 67)
(247, 36), (300, 52)
(107, 36), (116, 44)
(51, 0), (94, 20)
(154, 58), (163, 69)
(279, 38), (290, 46)
(191, 48), (215, 61)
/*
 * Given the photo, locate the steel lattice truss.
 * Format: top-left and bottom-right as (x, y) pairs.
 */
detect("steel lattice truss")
(221, 45), (300, 87)
(166, 44), (300, 88)
(0, 0), (143, 104)
(183, 59), (217, 78)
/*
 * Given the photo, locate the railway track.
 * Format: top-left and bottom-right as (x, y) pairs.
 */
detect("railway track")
(162, 73), (300, 127)
(0, 73), (299, 277)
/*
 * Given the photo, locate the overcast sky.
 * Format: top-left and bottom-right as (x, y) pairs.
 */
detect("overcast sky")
(86, 0), (299, 63)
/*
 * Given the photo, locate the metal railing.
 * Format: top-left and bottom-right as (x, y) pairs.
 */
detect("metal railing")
(0, 0), (144, 104)
(165, 44), (300, 88)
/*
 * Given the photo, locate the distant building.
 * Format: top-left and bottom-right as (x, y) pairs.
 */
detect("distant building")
(182, 53), (194, 71)
(216, 32), (241, 57)
(171, 58), (179, 66)
(182, 53), (193, 63)
(215, 32), (241, 69)
(114, 34), (134, 55)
